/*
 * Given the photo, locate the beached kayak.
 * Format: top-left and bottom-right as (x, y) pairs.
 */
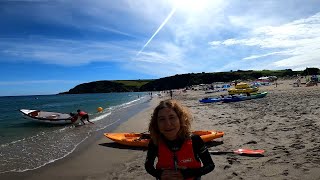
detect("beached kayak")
(199, 97), (223, 103)
(222, 95), (246, 103)
(104, 130), (224, 147)
(243, 91), (268, 100)
(222, 91), (268, 103)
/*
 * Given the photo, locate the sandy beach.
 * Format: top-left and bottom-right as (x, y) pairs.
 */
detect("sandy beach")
(1, 79), (320, 180)
(177, 80), (320, 180)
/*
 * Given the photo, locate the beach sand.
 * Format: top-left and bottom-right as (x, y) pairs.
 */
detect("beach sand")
(176, 80), (320, 180)
(1, 80), (320, 180)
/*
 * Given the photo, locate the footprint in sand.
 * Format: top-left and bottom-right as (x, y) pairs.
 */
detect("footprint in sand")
(244, 140), (257, 145)
(289, 142), (305, 150)
(282, 169), (289, 176)
(227, 156), (240, 165)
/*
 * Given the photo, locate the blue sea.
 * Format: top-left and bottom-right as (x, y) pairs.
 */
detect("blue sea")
(0, 92), (149, 173)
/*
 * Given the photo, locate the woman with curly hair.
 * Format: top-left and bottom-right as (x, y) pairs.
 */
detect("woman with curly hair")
(145, 99), (214, 180)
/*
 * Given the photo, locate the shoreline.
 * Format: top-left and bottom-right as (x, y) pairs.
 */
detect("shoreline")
(0, 96), (160, 180)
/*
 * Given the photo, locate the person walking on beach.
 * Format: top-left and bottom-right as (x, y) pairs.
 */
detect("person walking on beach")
(296, 77), (301, 87)
(170, 90), (173, 99)
(145, 99), (214, 180)
(72, 109), (94, 125)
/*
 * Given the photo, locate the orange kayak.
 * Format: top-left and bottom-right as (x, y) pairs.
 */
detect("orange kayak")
(104, 130), (224, 147)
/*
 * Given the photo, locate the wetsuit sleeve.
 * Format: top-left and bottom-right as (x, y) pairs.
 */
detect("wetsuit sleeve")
(180, 135), (215, 178)
(145, 140), (163, 179)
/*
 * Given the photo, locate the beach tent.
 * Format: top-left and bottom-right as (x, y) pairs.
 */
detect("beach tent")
(257, 77), (271, 82)
(251, 82), (262, 87)
(258, 76), (277, 82)
(258, 77), (269, 80)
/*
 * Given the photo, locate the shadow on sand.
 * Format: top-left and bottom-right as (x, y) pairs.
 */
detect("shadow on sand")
(99, 140), (224, 152)
(205, 140), (224, 148)
(99, 142), (148, 151)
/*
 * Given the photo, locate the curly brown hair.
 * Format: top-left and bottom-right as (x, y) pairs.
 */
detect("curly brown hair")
(148, 99), (192, 145)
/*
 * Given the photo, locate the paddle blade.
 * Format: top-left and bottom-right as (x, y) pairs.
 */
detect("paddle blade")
(233, 149), (265, 155)
(209, 148), (265, 156)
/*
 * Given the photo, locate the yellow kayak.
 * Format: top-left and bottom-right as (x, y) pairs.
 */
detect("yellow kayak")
(104, 130), (224, 147)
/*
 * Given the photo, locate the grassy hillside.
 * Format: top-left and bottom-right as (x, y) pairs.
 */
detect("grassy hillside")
(61, 68), (318, 94)
(112, 80), (153, 88)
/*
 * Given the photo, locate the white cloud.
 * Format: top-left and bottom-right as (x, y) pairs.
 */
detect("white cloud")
(209, 12), (320, 70)
(0, 37), (137, 65)
(242, 51), (289, 61)
(208, 41), (221, 46)
(94, 25), (138, 38)
(129, 42), (188, 76)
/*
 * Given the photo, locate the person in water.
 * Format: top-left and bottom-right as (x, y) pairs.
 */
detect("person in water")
(145, 99), (214, 180)
(71, 109), (94, 125)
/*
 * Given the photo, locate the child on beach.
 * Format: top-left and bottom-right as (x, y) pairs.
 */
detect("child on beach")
(145, 99), (214, 180)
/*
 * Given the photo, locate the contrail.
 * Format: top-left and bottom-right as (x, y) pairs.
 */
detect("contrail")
(136, 8), (176, 56)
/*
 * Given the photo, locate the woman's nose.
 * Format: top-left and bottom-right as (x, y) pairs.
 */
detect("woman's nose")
(163, 118), (172, 126)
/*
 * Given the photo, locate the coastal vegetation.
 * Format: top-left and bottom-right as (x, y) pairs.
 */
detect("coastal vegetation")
(60, 68), (319, 94)
(59, 80), (152, 94)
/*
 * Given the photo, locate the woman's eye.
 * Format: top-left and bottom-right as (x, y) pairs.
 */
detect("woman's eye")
(158, 118), (165, 122)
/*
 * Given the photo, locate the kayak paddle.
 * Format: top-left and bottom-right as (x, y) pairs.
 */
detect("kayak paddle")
(209, 148), (265, 156)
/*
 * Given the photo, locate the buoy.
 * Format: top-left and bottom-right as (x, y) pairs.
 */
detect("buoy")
(97, 107), (103, 112)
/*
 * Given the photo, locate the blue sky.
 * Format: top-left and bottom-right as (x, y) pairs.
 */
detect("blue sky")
(0, 0), (320, 96)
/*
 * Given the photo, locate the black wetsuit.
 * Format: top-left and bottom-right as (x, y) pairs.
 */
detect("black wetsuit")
(145, 135), (215, 180)
(80, 114), (89, 121)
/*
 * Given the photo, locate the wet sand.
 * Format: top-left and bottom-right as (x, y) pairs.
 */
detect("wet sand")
(1, 80), (320, 180)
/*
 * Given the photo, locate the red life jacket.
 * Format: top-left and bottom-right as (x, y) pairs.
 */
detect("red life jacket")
(71, 116), (78, 123)
(78, 111), (87, 116)
(156, 139), (201, 179)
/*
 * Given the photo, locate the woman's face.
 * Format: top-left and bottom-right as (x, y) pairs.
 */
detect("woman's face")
(157, 107), (180, 140)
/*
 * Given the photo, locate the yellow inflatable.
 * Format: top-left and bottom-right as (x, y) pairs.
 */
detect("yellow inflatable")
(235, 82), (250, 89)
(228, 82), (259, 95)
(97, 107), (103, 112)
